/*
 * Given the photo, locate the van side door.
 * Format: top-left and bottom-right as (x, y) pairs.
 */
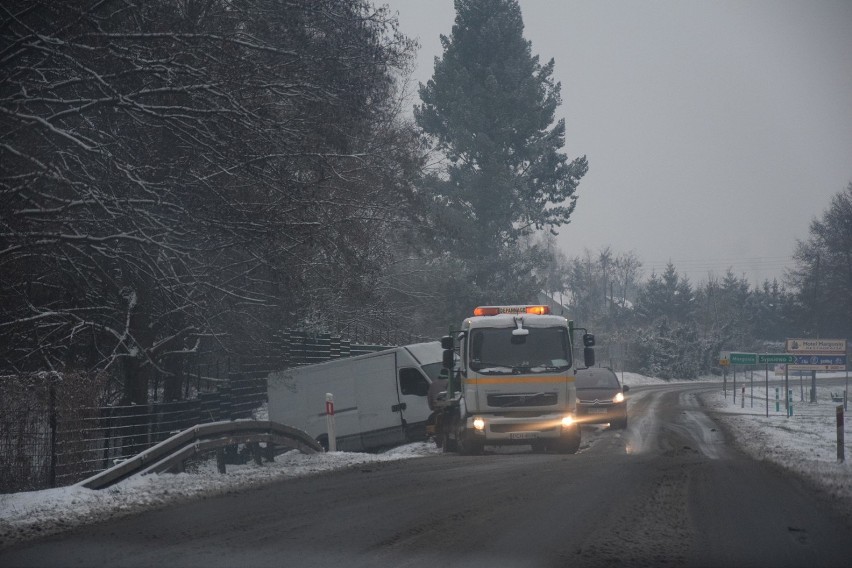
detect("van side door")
(396, 367), (431, 441)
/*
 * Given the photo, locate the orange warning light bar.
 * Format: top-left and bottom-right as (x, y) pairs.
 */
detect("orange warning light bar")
(473, 305), (551, 316)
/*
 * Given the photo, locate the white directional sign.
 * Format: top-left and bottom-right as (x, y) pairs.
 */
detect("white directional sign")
(785, 338), (846, 354)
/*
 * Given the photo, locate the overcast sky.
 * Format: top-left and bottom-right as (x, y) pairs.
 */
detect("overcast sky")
(383, 0), (852, 286)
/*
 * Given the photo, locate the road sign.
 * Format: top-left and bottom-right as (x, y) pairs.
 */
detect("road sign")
(786, 338), (847, 371)
(719, 351), (730, 366)
(786, 338), (846, 354)
(757, 354), (796, 364)
(729, 352), (757, 365)
(789, 354), (847, 371)
(794, 355), (846, 366)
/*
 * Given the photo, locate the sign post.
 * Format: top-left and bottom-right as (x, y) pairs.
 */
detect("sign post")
(757, 355), (796, 418)
(786, 366), (790, 417)
(325, 393), (336, 452)
(729, 353), (758, 407)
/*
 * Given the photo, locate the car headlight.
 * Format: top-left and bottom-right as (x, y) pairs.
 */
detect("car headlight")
(473, 417), (486, 431)
(561, 415), (574, 427)
(613, 392), (625, 403)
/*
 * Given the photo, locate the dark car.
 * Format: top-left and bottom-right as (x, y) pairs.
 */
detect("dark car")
(575, 367), (629, 429)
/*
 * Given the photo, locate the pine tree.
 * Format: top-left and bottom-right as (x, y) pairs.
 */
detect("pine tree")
(634, 263), (694, 323)
(415, 0), (587, 264)
(787, 183), (852, 338)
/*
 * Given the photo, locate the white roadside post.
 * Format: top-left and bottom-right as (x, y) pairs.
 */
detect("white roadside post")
(325, 393), (337, 452)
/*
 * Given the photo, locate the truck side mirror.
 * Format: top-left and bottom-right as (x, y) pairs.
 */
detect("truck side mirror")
(442, 349), (455, 369)
(440, 335), (453, 350)
(582, 333), (595, 347)
(584, 347), (595, 368)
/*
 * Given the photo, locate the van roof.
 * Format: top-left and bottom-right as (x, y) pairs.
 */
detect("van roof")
(403, 341), (443, 365)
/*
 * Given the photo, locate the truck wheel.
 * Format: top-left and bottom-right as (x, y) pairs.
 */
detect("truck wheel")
(442, 430), (457, 453)
(458, 433), (483, 455)
(555, 427), (581, 454)
(456, 424), (483, 456)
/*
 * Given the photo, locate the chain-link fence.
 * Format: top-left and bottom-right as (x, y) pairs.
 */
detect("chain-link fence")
(1, 329), (418, 493)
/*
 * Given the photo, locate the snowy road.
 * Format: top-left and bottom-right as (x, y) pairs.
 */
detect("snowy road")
(2, 381), (852, 567)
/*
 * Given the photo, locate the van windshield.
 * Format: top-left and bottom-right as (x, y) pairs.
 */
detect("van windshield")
(468, 326), (571, 374)
(420, 362), (445, 382)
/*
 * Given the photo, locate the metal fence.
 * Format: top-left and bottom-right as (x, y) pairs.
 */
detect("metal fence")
(0, 374), (266, 493)
(1, 330), (403, 494)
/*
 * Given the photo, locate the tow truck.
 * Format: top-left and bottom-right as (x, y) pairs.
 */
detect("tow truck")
(430, 305), (595, 455)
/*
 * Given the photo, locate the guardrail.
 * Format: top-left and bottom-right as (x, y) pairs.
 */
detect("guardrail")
(78, 420), (322, 490)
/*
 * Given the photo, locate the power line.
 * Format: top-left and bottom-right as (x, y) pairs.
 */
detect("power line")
(642, 255), (796, 284)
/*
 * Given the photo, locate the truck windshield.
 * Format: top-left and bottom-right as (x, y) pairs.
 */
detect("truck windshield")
(468, 327), (571, 374)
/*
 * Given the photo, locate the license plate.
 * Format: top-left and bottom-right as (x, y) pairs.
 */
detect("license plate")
(509, 432), (537, 439)
(588, 407), (608, 414)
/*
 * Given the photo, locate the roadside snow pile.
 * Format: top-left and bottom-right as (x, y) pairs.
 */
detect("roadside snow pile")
(619, 371), (719, 387)
(0, 442), (440, 549)
(703, 387), (852, 507)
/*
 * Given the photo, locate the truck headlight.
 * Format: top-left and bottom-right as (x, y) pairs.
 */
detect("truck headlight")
(613, 392), (625, 403)
(561, 415), (574, 427)
(473, 417), (486, 431)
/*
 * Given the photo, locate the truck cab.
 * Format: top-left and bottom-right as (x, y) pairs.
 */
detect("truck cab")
(437, 305), (595, 454)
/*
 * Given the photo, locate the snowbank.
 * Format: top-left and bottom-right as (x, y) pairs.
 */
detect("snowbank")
(0, 442), (440, 549)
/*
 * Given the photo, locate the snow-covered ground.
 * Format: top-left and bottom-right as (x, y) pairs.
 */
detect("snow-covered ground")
(701, 376), (851, 507)
(1, 373), (849, 550)
(0, 441), (443, 549)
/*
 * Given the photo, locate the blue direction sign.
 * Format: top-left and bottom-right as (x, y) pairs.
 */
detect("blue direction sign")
(794, 355), (847, 366)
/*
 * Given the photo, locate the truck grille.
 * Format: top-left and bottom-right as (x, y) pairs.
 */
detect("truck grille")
(490, 422), (559, 433)
(487, 392), (558, 407)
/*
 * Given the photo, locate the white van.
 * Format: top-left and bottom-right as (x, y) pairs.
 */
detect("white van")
(266, 342), (444, 451)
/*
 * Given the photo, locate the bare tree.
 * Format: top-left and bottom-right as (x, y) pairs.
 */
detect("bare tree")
(0, 0), (419, 402)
